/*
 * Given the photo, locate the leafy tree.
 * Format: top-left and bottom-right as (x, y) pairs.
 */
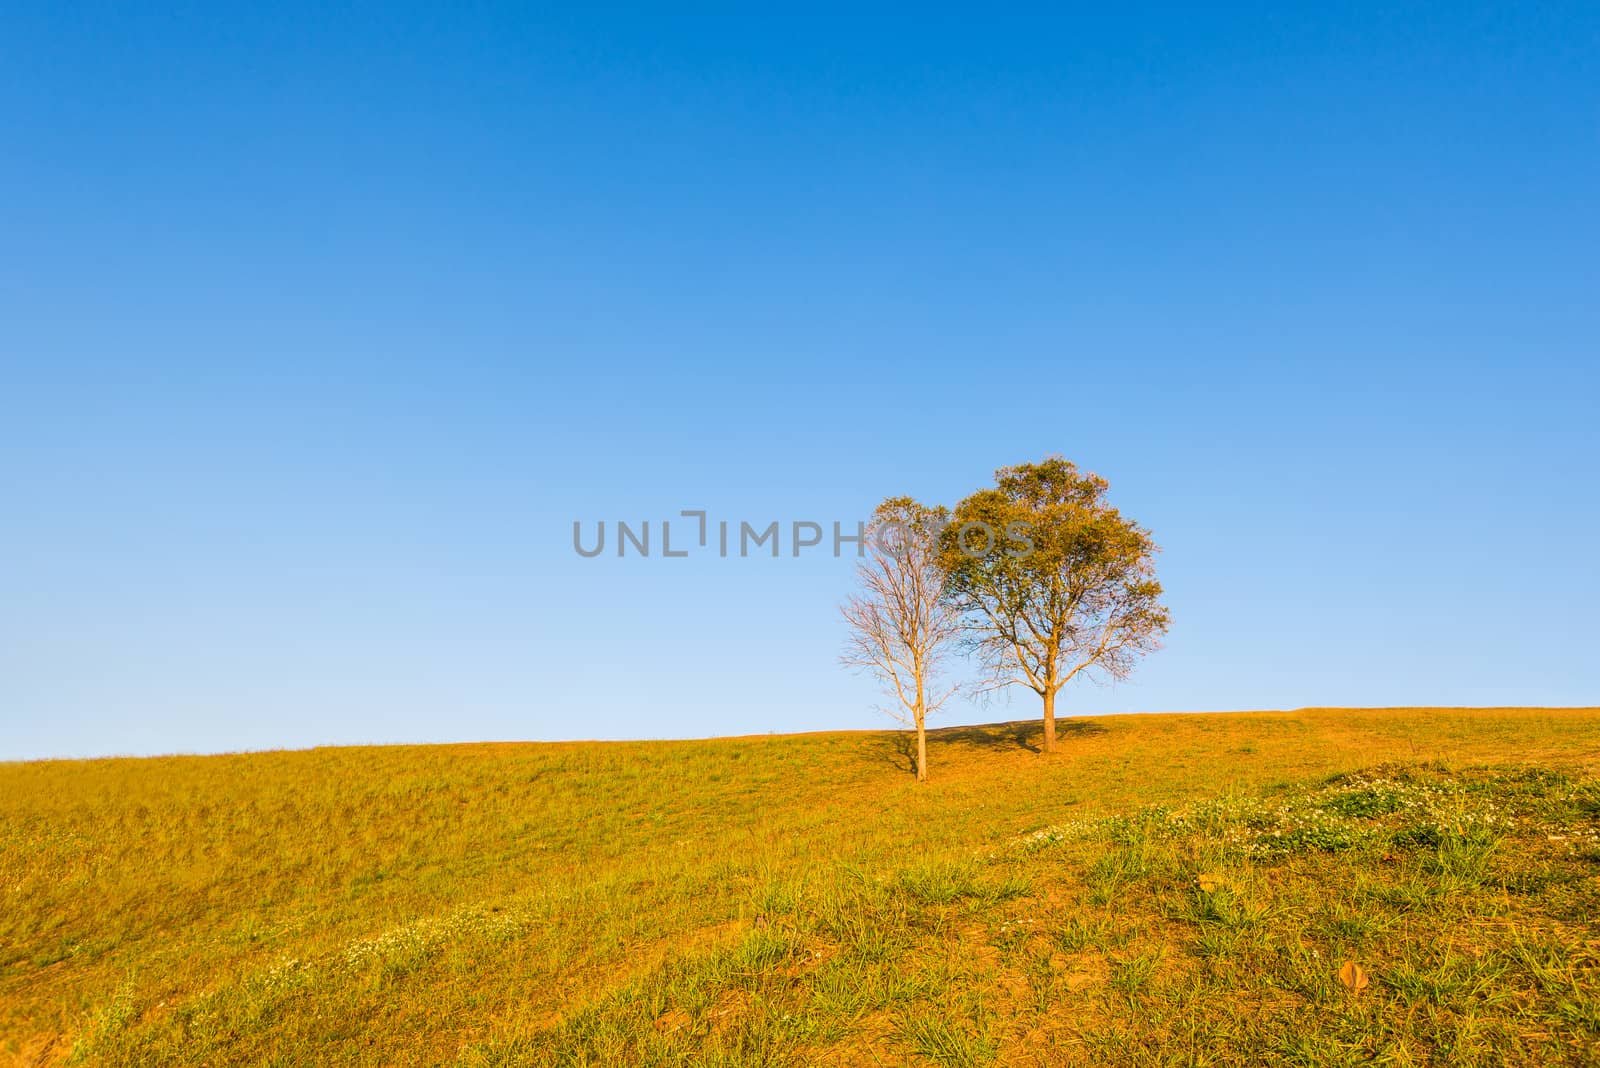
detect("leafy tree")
(841, 498), (963, 781)
(942, 459), (1170, 753)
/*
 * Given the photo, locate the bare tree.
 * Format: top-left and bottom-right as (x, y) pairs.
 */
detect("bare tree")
(840, 497), (964, 782)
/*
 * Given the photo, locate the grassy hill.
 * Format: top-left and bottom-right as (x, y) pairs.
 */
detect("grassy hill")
(5, 707), (1600, 1066)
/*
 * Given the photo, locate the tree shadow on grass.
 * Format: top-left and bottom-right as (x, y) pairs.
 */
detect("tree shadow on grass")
(885, 731), (918, 776)
(880, 719), (1110, 775)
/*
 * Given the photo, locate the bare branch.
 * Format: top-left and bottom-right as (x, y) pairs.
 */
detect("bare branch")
(839, 499), (964, 781)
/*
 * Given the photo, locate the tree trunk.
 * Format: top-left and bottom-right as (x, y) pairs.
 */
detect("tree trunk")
(914, 675), (928, 782)
(1042, 688), (1057, 753)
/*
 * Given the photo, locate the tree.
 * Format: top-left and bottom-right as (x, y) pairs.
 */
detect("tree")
(942, 458), (1170, 754)
(840, 497), (964, 782)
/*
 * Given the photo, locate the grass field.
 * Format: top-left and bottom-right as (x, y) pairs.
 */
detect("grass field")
(4, 707), (1600, 1066)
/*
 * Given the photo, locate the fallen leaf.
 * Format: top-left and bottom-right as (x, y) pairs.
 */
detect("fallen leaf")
(1338, 960), (1370, 994)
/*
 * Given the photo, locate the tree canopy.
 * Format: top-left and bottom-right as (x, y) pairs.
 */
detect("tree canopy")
(941, 458), (1170, 753)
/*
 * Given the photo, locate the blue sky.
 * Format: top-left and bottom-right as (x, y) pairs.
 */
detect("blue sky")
(3, 5), (1597, 759)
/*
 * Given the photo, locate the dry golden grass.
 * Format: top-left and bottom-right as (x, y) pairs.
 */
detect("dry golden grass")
(3, 706), (1599, 1065)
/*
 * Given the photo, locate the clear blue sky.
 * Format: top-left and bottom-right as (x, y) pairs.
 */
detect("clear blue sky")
(3, 5), (1596, 759)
